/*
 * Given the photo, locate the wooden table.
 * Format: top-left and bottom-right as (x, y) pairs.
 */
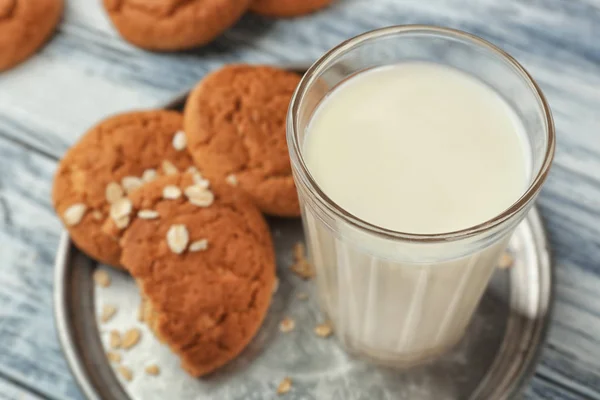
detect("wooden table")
(0, 1), (599, 399)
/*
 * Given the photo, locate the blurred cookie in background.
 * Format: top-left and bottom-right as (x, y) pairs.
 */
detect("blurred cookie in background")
(0, 0), (63, 72)
(250, 0), (333, 17)
(102, 0), (251, 51)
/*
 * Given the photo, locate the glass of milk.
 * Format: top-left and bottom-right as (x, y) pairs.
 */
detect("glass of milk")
(286, 26), (555, 366)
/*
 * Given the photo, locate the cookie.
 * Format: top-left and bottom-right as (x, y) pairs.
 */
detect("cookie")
(184, 65), (301, 217)
(250, 0), (333, 17)
(102, 0), (251, 51)
(0, 0), (63, 71)
(52, 110), (195, 267)
(106, 173), (276, 376)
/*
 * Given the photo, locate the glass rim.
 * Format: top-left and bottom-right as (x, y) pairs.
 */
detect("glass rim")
(288, 24), (556, 242)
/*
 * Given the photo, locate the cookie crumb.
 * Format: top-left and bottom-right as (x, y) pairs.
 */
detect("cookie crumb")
(279, 317), (295, 333)
(106, 351), (121, 363)
(145, 364), (160, 376)
(167, 224), (189, 254)
(137, 300), (145, 322)
(314, 321), (333, 338)
(110, 330), (121, 349)
(172, 130), (187, 151)
(290, 260), (315, 280)
(189, 239), (208, 252)
(101, 304), (117, 323)
(121, 176), (143, 194)
(226, 174), (238, 186)
(138, 209), (159, 219)
(163, 185), (182, 200)
(293, 242), (305, 262)
(92, 210), (104, 220)
(93, 270), (111, 288)
(277, 377), (292, 395)
(63, 203), (87, 226)
(117, 366), (133, 382)
(296, 292), (308, 300)
(142, 168), (157, 183)
(498, 252), (514, 269)
(122, 328), (141, 350)
(105, 182), (124, 204)
(162, 160), (179, 175)
(110, 198), (133, 220)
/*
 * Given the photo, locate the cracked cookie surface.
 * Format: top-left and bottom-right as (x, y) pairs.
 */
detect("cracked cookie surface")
(184, 64), (301, 217)
(52, 110), (194, 267)
(103, 0), (250, 51)
(111, 173), (276, 377)
(0, 0), (63, 71)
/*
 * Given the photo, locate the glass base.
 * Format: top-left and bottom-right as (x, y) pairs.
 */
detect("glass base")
(337, 331), (464, 369)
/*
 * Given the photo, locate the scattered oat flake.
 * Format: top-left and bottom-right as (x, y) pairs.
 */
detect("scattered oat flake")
(277, 377), (292, 395)
(110, 198), (132, 220)
(314, 321), (333, 338)
(101, 304), (117, 323)
(172, 130), (187, 151)
(92, 210), (104, 220)
(143, 168), (158, 182)
(296, 292), (308, 300)
(498, 252), (514, 269)
(121, 176), (143, 194)
(110, 330), (121, 349)
(138, 209), (159, 219)
(114, 216), (130, 230)
(184, 184), (209, 198)
(279, 317), (295, 333)
(272, 278), (279, 294)
(145, 364), (160, 376)
(167, 224), (189, 254)
(105, 182), (124, 204)
(106, 351), (121, 363)
(189, 239), (208, 252)
(63, 203), (87, 226)
(93, 270), (111, 287)
(293, 242), (305, 262)
(162, 160), (179, 175)
(188, 190), (214, 207)
(117, 366), (133, 382)
(226, 174), (238, 186)
(122, 328), (141, 350)
(290, 260), (315, 280)
(163, 185), (182, 200)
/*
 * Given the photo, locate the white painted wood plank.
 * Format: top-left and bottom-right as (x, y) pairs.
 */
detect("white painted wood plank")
(0, 138), (83, 400)
(0, 379), (45, 400)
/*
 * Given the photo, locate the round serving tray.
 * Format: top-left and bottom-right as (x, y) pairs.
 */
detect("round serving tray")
(54, 79), (553, 400)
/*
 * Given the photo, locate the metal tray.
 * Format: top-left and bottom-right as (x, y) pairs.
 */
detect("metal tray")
(54, 86), (554, 400)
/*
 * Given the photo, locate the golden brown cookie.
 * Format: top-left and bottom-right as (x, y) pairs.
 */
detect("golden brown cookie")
(250, 0), (333, 17)
(106, 173), (276, 377)
(184, 65), (301, 217)
(52, 110), (195, 268)
(102, 0), (251, 51)
(0, 0), (63, 72)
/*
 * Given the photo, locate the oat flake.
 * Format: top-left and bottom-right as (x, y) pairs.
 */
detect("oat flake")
(63, 203), (87, 226)
(167, 224), (189, 254)
(172, 130), (187, 151)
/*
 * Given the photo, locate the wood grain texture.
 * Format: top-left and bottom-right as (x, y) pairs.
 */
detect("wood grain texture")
(0, 0), (599, 398)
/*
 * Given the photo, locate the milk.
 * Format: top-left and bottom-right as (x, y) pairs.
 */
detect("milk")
(300, 62), (531, 364)
(304, 62), (530, 234)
